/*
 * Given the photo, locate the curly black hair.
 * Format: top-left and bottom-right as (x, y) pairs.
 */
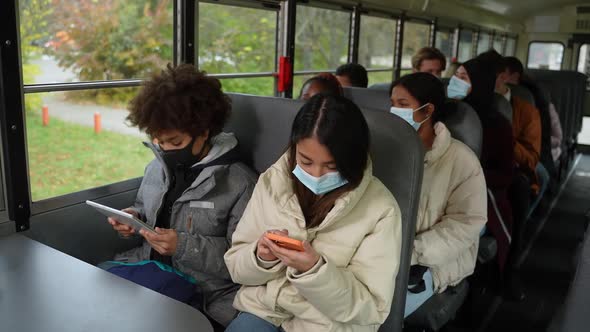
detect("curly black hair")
(127, 63), (231, 139)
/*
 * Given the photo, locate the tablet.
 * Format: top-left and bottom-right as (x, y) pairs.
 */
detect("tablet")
(86, 200), (156, 234)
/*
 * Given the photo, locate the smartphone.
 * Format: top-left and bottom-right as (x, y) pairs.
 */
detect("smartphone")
(265, 232), (305, 251)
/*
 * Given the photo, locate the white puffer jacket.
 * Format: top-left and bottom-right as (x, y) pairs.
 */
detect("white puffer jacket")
(225, 153), (402, 332)
(412, 123), (487, 292)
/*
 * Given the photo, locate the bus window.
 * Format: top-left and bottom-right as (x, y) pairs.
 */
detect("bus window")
(401, 21), (430, 70)
(458, 29), (474, 63)
(506, 38), (517, 56)
(293, 5), (350, 93)
(493, 34), (504, 54)
(23, 89), (153, 201)
(358, 15), (396, 85)
(435, 29), (454, 66)
(18, 0), (170, 201)
(527, 42), (564, 70)
(21, 1), (173, 85)
(477, 32), (491, 55)
(198, 2), (277, 96)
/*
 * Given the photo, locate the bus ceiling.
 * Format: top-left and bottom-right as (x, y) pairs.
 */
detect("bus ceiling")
(323, 0), (590, 34)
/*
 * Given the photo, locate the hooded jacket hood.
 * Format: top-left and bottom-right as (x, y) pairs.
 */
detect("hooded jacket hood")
(463, 59), (498, 126)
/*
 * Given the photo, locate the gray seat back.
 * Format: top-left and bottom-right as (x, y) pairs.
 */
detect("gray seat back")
(443, 101), (483, 158)
(225, 93), (304, 173)
(508, 84), (536, 107)
(492, 93), (513, 125)
(369, 82), (391, 91)
(526, 70), (588, 149)
(343, 86), (391, 112)
(362, 110), (424, 332)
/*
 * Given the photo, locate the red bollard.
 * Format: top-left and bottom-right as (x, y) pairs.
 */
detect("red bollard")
(94, 112), (101, 134)
(42, 105), (49, 126)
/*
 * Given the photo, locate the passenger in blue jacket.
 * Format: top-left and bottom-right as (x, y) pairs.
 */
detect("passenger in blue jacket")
(108, 64), (257, 326)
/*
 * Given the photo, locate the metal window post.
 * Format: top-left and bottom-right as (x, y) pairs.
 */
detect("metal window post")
(0, 0), (31, 232)
(490, 30), (496, 51)
(501, 34), (507, 55)
(394, 12), (405, 80)
(452, 25), (461, 60)
(181, 0), (196, 65)
(348, 5), (361, 64)
(278, 0), (296, 98)
(429, 18), (437, 48)
(472, 29), (480, 58)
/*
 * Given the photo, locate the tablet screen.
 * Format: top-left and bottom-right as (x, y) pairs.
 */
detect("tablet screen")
(86, 200), (156, 234)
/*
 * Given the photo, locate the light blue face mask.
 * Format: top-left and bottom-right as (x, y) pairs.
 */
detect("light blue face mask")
(447, 76), (471, 99)
(292, 164), (348, 195)
(389, 103), (430, 131)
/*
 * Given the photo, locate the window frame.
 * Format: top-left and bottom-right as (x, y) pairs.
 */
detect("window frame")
(292, 3), (353, 78)
(457, 28), (475, 63)
(400, 19), (432, 71)
(526, 41), (566, 71)
(576, 43), (590, 72)
(492, 33), (505, 54)
(194, 0), (280, 96)
(505, 36), (518, 56)
(17, 0), (180, 215)
(476, 30), (492, 55)
(577, 43), (590, 91)
(357, 12), (398, 78)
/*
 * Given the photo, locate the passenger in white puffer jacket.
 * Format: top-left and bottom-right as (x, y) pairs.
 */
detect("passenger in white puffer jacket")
(225, 94), (402, 332)
(389, 73), (487, 317)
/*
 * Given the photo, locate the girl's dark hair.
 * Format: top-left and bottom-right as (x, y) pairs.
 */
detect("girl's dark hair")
(288, 94), (370, 228)
(390, 72), (450, 123)
(299, 73), (343, 99)
(127, 63), (231, 139)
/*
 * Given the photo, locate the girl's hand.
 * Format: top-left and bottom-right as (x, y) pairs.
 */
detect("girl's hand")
(257, 229), (288, 261)
(261, 236), (320, 273)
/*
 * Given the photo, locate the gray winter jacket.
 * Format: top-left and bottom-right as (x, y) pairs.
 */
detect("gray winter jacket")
(114, 132), (257, 325)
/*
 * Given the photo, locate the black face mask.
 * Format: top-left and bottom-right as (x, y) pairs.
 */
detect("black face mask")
(159, 137), (205, 171)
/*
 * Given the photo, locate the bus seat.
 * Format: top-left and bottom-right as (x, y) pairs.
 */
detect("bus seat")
(526, 70), (587, 163)
(508, 84), (536, 107)
(405, 279), (469, 331)
(360, 110), (424, 332)
(369, 82), (391, 91)
(224, 93), (303, 173)
(492, 93), (513, 124)
(342, 86), (391, 112)
(401, 101), (488, 331)
(443, 101), (482, 158)
(442, 101), (498, 264)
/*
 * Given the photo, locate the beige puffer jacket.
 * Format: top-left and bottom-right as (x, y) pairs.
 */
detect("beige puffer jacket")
(411, 122), (487, 293)
(224, 153), (402, 332)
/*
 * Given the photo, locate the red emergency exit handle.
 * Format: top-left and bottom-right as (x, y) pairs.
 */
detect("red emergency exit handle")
(278, 56), (293, 93)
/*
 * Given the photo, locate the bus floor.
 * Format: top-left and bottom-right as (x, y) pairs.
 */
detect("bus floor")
(448, 152), (590, 332)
